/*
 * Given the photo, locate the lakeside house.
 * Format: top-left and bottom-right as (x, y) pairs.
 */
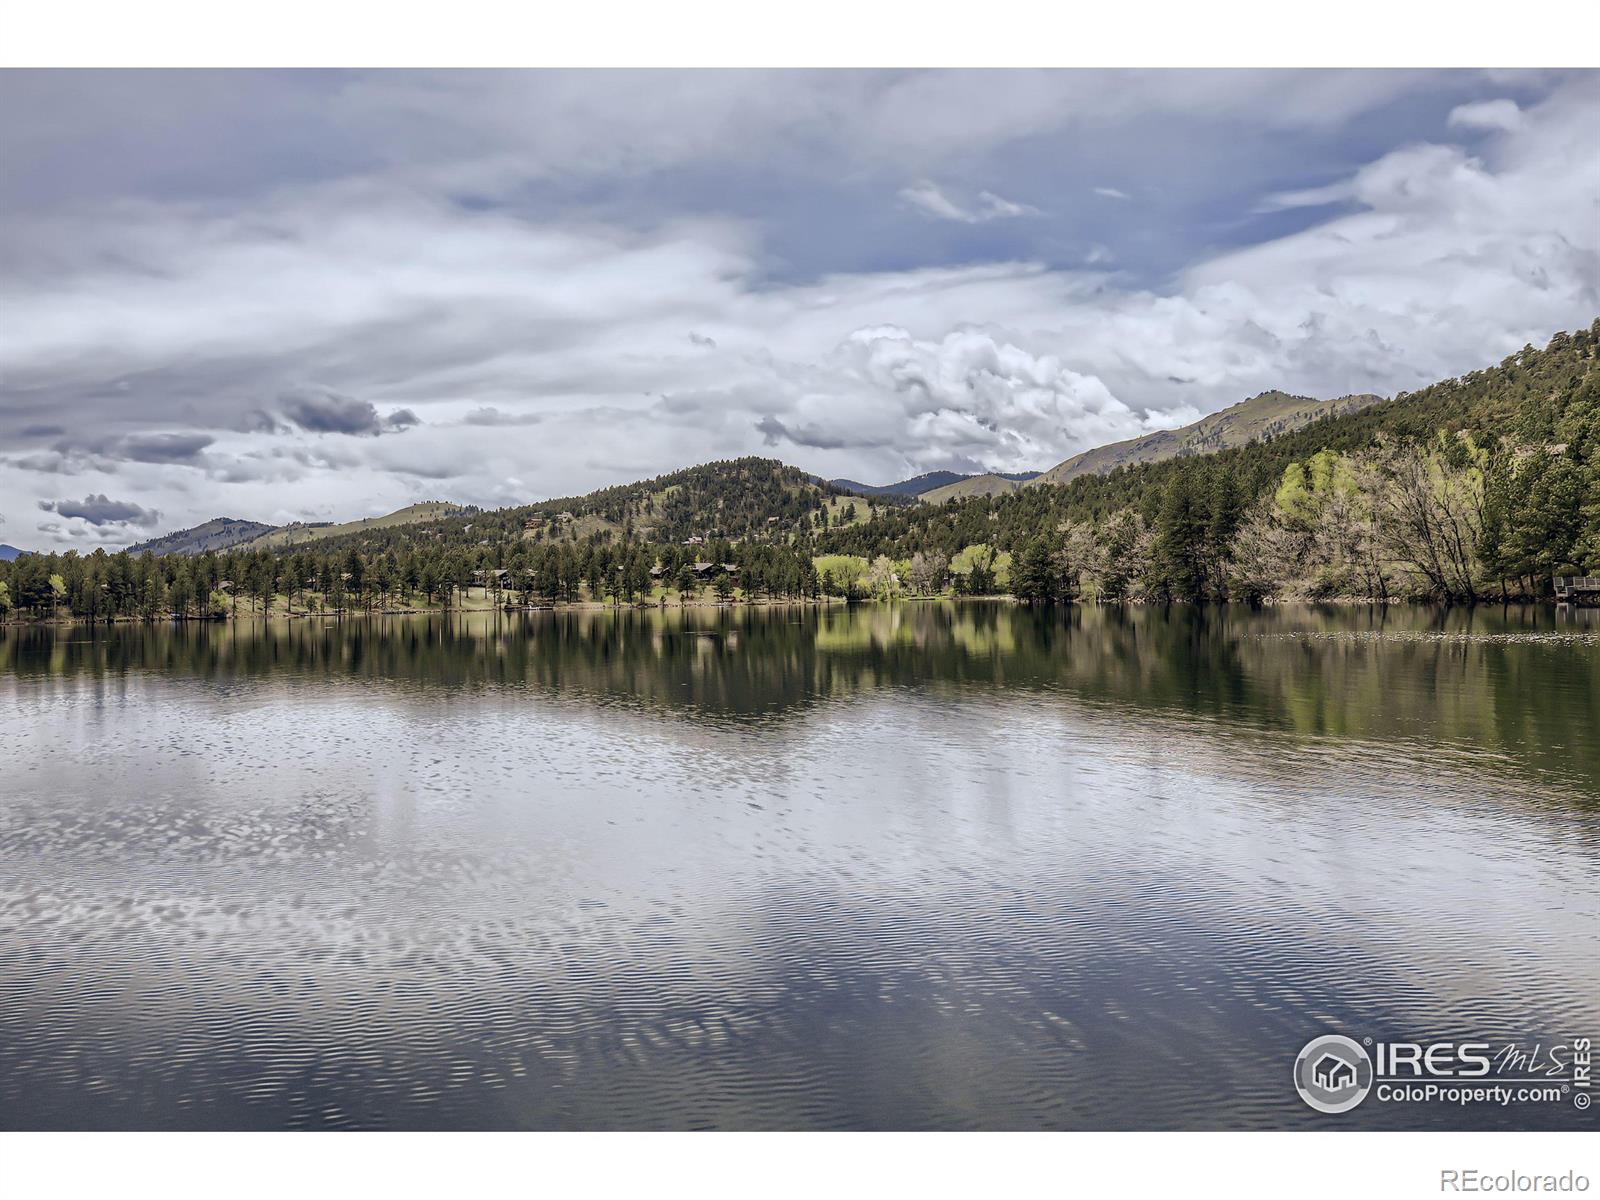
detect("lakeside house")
(1553, 574), (1600, 600)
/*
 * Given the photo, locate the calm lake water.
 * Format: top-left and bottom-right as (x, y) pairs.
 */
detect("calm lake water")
(2, 603), (1597, 1130)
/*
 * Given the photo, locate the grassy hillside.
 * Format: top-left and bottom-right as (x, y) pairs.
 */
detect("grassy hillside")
(128, 517), (279, 557)
(247, 502), (465, 550)
(920, 473), (1027, 504)
(1033, 391), (1383, 487)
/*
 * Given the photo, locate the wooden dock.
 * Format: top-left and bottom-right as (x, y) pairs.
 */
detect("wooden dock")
(1553, 575), (1600, 600)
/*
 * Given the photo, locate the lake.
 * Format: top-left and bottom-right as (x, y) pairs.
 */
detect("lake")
(2, 602), (1597, 1130)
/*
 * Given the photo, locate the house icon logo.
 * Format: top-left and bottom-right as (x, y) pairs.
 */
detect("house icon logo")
(1313, 1053), (1355, 1091)
(1294, 1034), (1373, 1114)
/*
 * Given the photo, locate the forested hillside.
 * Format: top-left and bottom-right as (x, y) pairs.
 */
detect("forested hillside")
(818, 321), (1600, 602)
(327, 458), (902, 555)
(127, 517), (279, 557)
(4, 322), (1595, 621)
(0, 460), (883, 620)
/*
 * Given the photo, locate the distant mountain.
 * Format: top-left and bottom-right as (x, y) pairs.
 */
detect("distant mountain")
(1032, 390), (1385, 487)
(0, 544), (28, 561)
(833, 470), (1040, 498)
(247, 502), (465, 550)
(128, 518), (279, 557)
(125, 503), (467, 556)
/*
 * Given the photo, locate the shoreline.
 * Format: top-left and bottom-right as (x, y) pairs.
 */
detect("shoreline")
(2, 593), (1591, 628)
(0, 593), (907, 627)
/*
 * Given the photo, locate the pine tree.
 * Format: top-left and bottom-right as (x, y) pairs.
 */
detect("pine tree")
(1149, 471), (1210, 602)
(1012, 536), (1060, 604)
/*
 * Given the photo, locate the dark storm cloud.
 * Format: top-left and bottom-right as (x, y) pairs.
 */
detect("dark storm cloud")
(12, 430), (216, 470)
(279, 388), (421, 437)
(755, 415), (857, 451)
(39, 493), (161, 527)
(119, 432), (215, 463)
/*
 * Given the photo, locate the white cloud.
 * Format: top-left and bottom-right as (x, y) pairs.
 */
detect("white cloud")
(1447, 98), (1524, 133)
(757, 326), (1140, 472)
(1093, 186), (1129, 200)
(898, 180), (1040, 223)
(897, 180), (970, 222)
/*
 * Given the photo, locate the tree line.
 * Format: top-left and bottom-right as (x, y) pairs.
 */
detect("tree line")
(0, 537), (834, 621)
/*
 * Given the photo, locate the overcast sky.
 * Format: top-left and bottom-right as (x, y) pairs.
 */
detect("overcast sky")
(1, 69), (1596, 548)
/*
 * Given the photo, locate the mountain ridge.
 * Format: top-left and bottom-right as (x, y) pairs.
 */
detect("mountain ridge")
(832, 470), (1040, 498)
(1032, 390), (1386, 488)
(128, 517), (279, 557)
(247, 502), (465, 550)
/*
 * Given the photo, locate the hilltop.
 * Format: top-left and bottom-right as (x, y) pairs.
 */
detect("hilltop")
(1032, 390), (1384, 487)
(317, 458), (899, 556)
(110, 463), (892, 564)
(247, 502), (466, 550)
(919, 473), (1032, 504)
(0, 544), (27, 562)
(832, 470), (1039, 498)
(123, 504), (465, 557)
(128, 517), (279, 557)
